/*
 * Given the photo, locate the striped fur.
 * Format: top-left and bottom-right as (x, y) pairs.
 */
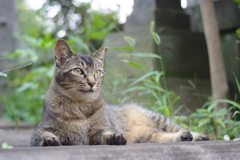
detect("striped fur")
(31, 39), (209, 146)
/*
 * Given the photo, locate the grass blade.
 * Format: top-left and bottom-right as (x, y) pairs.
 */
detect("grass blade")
(152, 32), (161, 45)
(0, 98), (18, 128)
(130, 53), (161, 59)
(130, 71), (159, 86)
(124, 36), (135, 47)
(233, 72), (240, 93)
(110, 46), (134, 51)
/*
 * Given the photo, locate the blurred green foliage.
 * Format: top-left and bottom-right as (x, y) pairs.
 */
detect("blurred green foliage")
(3, 0), (121, 122)
(2, 0), (240, 140)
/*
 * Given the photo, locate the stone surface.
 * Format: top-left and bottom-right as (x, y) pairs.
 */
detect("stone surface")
(156, 28), (210, 79)
(166, 78), (211, 112)
(185, 0), (240, 32)
(106, 0), (155, 77)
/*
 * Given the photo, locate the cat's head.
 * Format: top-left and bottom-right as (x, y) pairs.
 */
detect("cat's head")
(53, 39), (107, 101)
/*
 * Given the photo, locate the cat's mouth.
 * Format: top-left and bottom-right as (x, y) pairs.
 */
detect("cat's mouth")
(79, 89), (94, 92)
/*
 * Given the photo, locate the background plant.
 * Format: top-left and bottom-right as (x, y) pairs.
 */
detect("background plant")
(2, 0), (240, 141)
(3, 0), (120, 122)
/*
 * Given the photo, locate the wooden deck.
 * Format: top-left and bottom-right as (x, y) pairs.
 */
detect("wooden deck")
(0, 126), (239, 160)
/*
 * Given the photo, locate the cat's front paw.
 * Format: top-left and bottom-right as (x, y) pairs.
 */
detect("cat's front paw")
(191, 132), (209, 141)
(174, 131), (193, 142)
(42, 137), (61, 146)
(106, 133), (127, 145)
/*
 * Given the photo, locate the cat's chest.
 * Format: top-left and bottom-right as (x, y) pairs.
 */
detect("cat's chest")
(58, 119), (90, 145)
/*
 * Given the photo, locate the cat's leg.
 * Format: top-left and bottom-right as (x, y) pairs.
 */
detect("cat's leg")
(101, 130), (127, 145)
(31, 128), (61, 146)
(190, 131), (209, 141)
(140, 129), (194, 142)
(89, 128), (127, 145)
(147, 110), (209, 141)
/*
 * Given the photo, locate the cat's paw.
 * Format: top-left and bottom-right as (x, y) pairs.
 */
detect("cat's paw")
(106, 133), (127, 145)
(42, 137), (61, 146)
(174, 131), (193, 142)
(191, 132), (209, 141)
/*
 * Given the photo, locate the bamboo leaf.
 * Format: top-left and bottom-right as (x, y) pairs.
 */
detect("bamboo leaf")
(212, 99), (240, 109)
(124, 36), (135, 47)
(110, 46), (134, 51)
(119, 53), (161, 59)
(127, 61), (144, 69)
(130, 71), (159, 86)
(130, 53), (161, 59)
(123, 86), (147, 94)
(121, 59), (144, 69)
(144, 82), (165, 92)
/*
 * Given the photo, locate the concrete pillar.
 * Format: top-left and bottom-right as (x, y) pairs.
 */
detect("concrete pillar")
(0, 0), (18, 117)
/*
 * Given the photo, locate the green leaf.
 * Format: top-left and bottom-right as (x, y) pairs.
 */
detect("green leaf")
(212, 99), (240, 110)
(118, 53), (131, 58)
(150, 21), (155, 33)
(0, 72), (7, 77)
(17, 82), (39, 92)
(129, 53), (161, 59)
(163, 107), (171, 117)
(198, 118), (210, 127)
(124, 36), (135, 47)
(233, 73), (240, 93)
(110, 46), (134, 51)
(207, 102), (217, 111)
(0, 98), (18, 128)
(130, 71), (159, 86)
(188, 80), (196, 90)
(2, 143), (13, 149)
(215, 119), (226, 128)
(232, 111), (240, 118)
(123, 86), (147, 94)
(144, 82), (165, 92)
(68, 35), (90, 54)
(127, 61), (144, 69)
(119, 53), (161, 59)
(152, 32), (161, 45)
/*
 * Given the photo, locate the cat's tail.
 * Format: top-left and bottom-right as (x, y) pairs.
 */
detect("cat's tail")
(139, 106), (186, 133)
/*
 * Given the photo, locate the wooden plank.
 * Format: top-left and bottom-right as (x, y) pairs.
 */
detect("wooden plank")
(0, 141), (239, 160)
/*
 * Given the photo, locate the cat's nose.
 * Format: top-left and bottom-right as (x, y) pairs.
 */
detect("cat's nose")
(88, 82), (95, 87)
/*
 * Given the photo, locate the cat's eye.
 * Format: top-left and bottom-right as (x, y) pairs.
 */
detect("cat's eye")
(94, 70), (101, 76)
(73, 68), (83, 75)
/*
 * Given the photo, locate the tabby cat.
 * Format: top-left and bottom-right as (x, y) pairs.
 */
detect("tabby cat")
(31, 39), (209, 146)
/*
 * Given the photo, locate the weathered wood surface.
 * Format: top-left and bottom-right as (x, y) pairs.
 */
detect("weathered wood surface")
(0, 127), (240, 160)
(0, 141), (240, 160)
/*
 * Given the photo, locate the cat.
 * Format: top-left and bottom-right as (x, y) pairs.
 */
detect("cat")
(31, 39), (209, 146)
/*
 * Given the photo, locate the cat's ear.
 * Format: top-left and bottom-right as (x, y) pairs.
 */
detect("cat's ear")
(91, 45), (108, 62)
(55, 39), (73, 67)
